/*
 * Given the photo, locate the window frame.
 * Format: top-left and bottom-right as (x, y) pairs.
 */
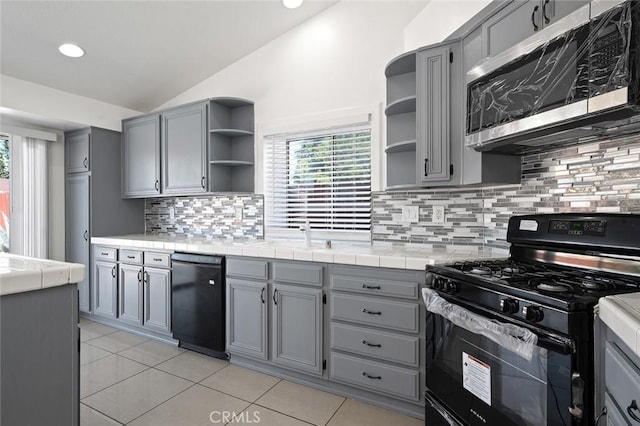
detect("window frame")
(258, 105), (381, 242)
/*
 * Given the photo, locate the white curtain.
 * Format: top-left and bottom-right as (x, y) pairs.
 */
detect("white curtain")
(12, 135), (48, 258)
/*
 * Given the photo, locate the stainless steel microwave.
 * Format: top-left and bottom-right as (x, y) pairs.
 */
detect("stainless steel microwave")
(465, 0), (640, 153)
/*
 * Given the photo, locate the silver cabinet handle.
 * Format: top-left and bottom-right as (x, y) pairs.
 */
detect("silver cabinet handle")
(127, 255), (135, 259)
(362, 340), (381, 348)
(542, 0), (551, 24)
(260, 287), (265, 304)
(363, 308), (381, 315)
(201, 176), (206, 189)
(111, 266), (116, 278)
(83, 230), (88, 241)
(137, 270), (142, 282)
(154, 180), (159, 191)
(532, 5), (540, 31)
(101, 252), (109, 256)
(273, 289), (278, 305)
(153, 258), (162, 262)
(144, 271), (149, 284)
(83, 157), (88, 169)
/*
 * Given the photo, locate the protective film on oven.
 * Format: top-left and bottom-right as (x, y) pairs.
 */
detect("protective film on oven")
(466, 1), (640, 144)
(422, 288), (538, 361)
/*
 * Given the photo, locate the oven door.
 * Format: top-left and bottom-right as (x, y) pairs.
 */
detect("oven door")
(425, 294), (575, 426)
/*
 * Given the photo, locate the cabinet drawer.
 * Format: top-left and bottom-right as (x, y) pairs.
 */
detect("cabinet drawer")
(227, 258), (268, 280)
(331, 293), (419, 333)
(120, 249), (143, 265)
(144, 251), (170, 268)
(330, 323), (419, 367)
(331, 274), (418, 299)
(604, 393), (630, 426)
(605, 341), (640, 424)
(273, 262), (322, 287)
(94, 246), (117, 262)
(330, 352), (419, 401)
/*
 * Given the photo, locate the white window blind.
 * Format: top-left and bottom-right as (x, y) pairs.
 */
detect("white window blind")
(264, 124), (372, 239)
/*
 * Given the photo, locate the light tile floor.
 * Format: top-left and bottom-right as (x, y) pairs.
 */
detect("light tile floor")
(80, 319), (423, 426)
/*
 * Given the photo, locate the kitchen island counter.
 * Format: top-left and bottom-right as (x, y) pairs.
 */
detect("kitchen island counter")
(0, 252), (85, 296)
(92, 234), (507, 270)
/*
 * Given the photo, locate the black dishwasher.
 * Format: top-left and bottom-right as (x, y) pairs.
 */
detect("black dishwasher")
(171, 253), (227, 359)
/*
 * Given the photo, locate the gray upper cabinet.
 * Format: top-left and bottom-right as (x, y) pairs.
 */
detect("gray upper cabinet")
(161, 102), (208, 195)
(417, 45), (450, 184)
(272, 283), (323, 376)
(65, 132), (90, 173)
(482, 0), (589, 58)
(65, 174), (90, 312)
(122, 114), (161, 198)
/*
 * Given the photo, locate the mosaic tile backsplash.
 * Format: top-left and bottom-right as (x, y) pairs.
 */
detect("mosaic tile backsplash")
(145, 194), (263, 239)
(145, 135), (640, 246)
(372, 134), (640, 250)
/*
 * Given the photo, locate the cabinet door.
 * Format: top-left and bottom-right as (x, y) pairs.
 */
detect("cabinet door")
(417, 46), (450, 184)
(482, 0), (540, 58)
(93, 260), (117, 318)
(272, 283), (323, 376)
(161, 102), (207, 195)
(226, 278), (268, 360)
(65, 131), (90, 173)
(545, 0), (589, 27)
(122, 114), (161, 198)
(65, 175), (90, 312)
(143, 267), (171, 333)
(118, 263), (143, 325)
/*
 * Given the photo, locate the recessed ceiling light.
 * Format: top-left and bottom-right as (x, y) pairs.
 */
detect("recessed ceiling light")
(58, 43), (85, 58)
(282, 0), (303, 9)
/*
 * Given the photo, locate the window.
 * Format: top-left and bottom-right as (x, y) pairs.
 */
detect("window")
(264, 124), (372, 240)
(0, 134), (10, 252)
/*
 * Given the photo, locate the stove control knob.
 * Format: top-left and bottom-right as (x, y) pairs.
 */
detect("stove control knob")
(500, 298), (519, 315)
(432, 277), (445, 290)
(523, 305), (544, 323)
(444, 280), (459, 294)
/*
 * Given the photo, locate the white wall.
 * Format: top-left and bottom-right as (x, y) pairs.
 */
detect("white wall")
(159, 1), (425, 124)
(404, 0), (492, 50)
(0, 74), (142, 132)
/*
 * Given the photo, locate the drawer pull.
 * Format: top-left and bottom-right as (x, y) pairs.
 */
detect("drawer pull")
(101, 252), (109, 256)
(628, 400), (640, 423)
(362, 284), (381, 290)
(362, 340), (381, 348)
(127, 255), (136, 259)
(363, 308), (381, 315)
(153, 257), (162, 262)
(362, 372), (382, 380)
(137, 270), (143, 282)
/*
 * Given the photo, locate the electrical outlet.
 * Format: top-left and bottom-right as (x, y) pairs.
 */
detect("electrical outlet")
(169, 205), (175, 221)
(234, 205), (243, 221)
(432, 205), (445, 224)
(402, 206), (419, 223)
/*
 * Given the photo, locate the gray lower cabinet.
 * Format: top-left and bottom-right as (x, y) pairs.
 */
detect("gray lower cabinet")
(143, 266), (171, 333)
(272, 283), (323, 376)
(118, 262), (143, 325)
(161, 102), (208, 195)
(93, 260), (118, 318)
(66, 175), (90, 312)
(227, 278), (268, 359)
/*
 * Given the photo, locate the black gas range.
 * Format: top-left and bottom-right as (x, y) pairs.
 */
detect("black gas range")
(424, 214), (640, 426)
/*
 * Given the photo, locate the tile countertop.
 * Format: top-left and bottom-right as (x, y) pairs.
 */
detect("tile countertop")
(599, 293), (640, 358)
(91, 234), (509, 270)
(0, 253), (85, 296)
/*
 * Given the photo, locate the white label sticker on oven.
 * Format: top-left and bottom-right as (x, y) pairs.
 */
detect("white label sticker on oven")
(462, 352), (491, 406)
(519, 220), (538, 232)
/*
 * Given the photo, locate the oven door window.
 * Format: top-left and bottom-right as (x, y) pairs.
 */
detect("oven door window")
(427, 318), (572, 426)
(467, 25), (590, 135)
